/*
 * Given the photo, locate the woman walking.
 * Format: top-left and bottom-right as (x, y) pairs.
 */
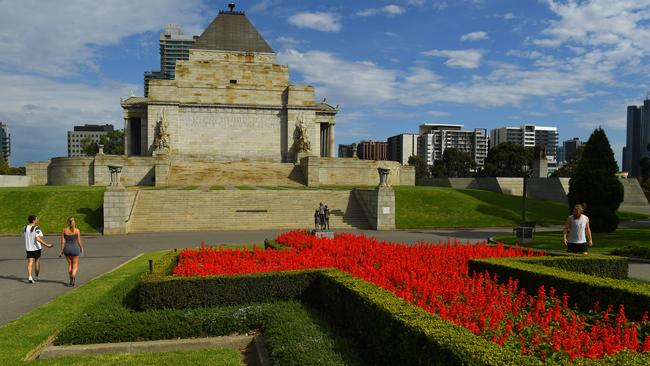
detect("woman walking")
(60, 217), (84, 286)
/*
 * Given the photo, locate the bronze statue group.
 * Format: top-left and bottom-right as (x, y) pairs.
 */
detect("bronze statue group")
(314, 202), (330, 230)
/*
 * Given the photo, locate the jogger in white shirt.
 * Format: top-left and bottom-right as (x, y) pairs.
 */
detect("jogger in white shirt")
(23, 215), (53, 283)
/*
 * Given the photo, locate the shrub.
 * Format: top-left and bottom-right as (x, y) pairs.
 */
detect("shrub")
(521, 255), (628, 279)
(468, 257), (650, 321)
(568, 128), (624, 232)
(611, 246), (650, 260)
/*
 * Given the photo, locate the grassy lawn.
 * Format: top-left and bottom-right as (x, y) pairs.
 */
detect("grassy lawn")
(178, 185), (200, 190)
(234, 185), (256, 190)
(493, 227), (650, 255)
(209, 185), (225, 190)
(394, 186), (647, 229)
(35, 349), (240, 366)
(0, 186), (104, 234)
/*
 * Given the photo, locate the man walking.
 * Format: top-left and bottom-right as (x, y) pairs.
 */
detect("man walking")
(24, 215), (52, 283)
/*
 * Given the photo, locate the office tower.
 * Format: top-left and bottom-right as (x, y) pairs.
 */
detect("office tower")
(144, 24), (198, 96)
(418, 124), (488, 168)
(387, 133), (419, 165)
(0, 122), (9, 164)
(67, 124), (114, 157)
(623, 97), (650, 176)
(563, 137), (584, 162)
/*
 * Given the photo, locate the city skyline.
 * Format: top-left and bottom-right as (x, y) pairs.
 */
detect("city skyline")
(1, 0), (649, 166)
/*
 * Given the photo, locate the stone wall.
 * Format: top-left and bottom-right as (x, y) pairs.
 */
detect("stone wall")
(93, 156), (156, 186)
(0, 175), (31, 187)
(422, 177), (650, 215)
(47, 157), (94, 186)
(26, 161), (49, 185)
(124, 189), (369, 233)
(300, 157), (415, 187)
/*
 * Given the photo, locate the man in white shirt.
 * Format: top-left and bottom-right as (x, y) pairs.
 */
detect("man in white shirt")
(24, 215), (53, 283)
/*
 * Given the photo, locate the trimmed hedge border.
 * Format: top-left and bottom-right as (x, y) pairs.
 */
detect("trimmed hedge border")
(468, 257), (650, 320)
(135, 252), (650, 365)
(521, 255), (629, 279)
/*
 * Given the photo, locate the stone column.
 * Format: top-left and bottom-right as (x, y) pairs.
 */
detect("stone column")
(376, 186), (396, 230)
(328, 124), (335, 158)
(123, 117), (130, 156)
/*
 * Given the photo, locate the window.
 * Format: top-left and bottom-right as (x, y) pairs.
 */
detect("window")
(229, 79), (237, 84)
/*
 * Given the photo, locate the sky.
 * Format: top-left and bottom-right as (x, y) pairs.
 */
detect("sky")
(1, 0), (650, 167)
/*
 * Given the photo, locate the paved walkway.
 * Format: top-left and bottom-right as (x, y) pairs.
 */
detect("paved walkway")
(1, 227), (649, 327)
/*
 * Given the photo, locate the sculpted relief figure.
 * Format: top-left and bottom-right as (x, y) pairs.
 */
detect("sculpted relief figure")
(294, 114), (311, 153)
(153, 110), (170, 152)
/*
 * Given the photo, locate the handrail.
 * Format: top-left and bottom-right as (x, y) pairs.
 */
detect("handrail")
(126, 189), (140, 223)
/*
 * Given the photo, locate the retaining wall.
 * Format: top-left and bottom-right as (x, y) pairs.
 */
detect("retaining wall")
(0, 175), (31, 187)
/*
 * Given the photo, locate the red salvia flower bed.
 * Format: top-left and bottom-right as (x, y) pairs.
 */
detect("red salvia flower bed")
(174, 231), (650, 361)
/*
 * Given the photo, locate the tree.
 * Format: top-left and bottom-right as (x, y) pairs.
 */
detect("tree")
(478, 142), (533, 177)
(0, 155), (9, 175)
(80, 130), (125, 156)
(430, 148), (476, 177)
(567, 128), (623, 232)
(408, 155), (429, 182)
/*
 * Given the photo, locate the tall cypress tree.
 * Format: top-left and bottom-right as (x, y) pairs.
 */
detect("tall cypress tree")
(567, 128), (624, 232)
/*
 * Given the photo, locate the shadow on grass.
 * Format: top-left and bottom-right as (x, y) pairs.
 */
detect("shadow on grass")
(77, 206), (103, 232)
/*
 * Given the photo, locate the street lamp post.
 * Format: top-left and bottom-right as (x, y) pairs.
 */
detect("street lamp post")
(520, 164), (530, 243)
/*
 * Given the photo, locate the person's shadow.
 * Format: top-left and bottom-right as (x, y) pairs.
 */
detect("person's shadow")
(0, 274), (68, 285)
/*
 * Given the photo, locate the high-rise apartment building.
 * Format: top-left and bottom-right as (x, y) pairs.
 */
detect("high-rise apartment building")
(418, 124), (488, 167)
(490, 124), (559, 165)
(623, 97), (650, 177)
(67, 124), (114, 157)
(144, 24), (198, 96)
(0, 122), (10, 164)
(563, 137), (584, 163)
(338, 143), (356, 158)
(357, 140), (388, 160)
(387, 133), (419, 165)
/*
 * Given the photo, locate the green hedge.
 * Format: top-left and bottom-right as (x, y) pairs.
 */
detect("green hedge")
(611, 246), (650, 260)
(468, 257), (650, 320)
(263, 238), (291, 250)
(521, 255), (629, 279)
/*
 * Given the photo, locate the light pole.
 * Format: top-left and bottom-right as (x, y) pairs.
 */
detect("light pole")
(520, 164), (530, 243)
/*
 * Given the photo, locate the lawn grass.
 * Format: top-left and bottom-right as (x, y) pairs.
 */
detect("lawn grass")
(0, 186), (105, 234)
(234, 185), (256, 190)
(34, 349), (240, 366)
(394, 186), (648, 229)
(209, 185), (225, 190)
(493, 227), (650, 255)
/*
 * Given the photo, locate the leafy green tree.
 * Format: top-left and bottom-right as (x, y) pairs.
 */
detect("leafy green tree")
(80, 130), (124, 156)
(478, 142), (533, 177)
(100, 130), (125, 155)
(430, 148), (476, 177)
(408, 155), (429, 182)
(0, 155), (9, 175)
(567, 128), (623, 232)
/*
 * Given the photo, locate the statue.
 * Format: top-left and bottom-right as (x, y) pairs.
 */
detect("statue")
(153, 110), (170, 152)
(294, 114), (311, 153)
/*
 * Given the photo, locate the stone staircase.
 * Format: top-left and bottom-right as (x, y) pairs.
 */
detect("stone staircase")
(167, 160), (305, 186)
(128, 189), (369, 232)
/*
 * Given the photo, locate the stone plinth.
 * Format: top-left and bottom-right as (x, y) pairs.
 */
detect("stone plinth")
(353, 187), (396, 231)
(103, 188), (137, 235)
(311, 230), (334, 239)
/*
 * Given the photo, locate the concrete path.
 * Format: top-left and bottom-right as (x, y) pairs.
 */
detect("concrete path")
(1, 227), (649, 327)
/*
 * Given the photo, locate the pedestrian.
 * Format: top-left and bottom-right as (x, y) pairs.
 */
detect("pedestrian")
(314, 209), (319, 230)
(324, 205), (330, 230)
(318, 202), (326, 230)
(563, 203), (592, 255)
(23, 215), (53, 283)
(59, 217), (84, 286)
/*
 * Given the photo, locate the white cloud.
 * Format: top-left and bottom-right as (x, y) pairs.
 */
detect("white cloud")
(421, 49), (484, 68)
(460, 31), (488, 41)
(288, 12), (341, 32)
(0, 0), (208, 76)
(274, 36), (307, 49)
(0, 74), (137, 164)
(427, 111), (450, 117)
(278, 49), (397, 105)
(357, 5), (406, 17)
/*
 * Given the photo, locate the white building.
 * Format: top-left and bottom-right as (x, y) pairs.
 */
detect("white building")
(490, 124), (559, 166)
(67, 124), (114, 157)
(387, 133), (419, 165)
(418, 124), (488, 168)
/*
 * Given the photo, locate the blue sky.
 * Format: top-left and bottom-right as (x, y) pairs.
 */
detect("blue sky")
(1, 0), (649, 166)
